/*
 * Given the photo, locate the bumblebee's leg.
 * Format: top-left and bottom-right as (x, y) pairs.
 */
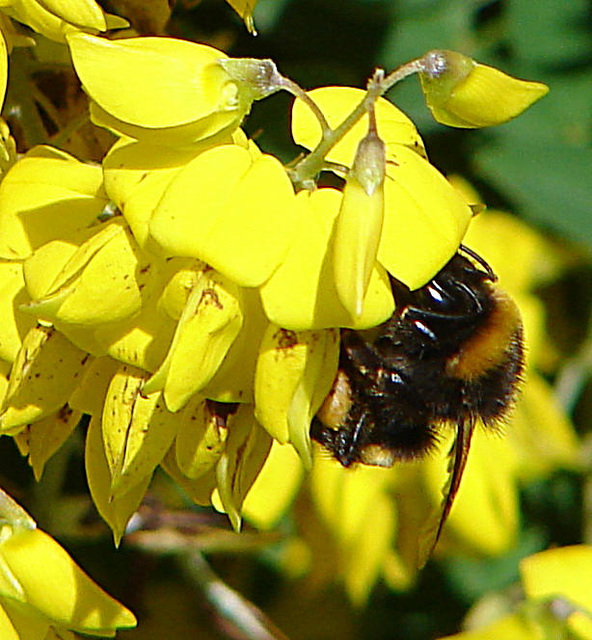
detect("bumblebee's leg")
(340, 329), (388, 381)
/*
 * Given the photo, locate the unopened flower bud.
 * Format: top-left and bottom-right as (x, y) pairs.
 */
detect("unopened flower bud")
(419, 50), (549, 128)
(333, 129), (386, 317)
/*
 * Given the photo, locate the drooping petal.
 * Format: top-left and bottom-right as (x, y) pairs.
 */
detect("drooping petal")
(332, 129), (385, 317)
(145, 267), (243, 412)
(224, 0), (257, 34)
(100, 364), (178, 498)
(14, 406), (81, 480)
(259, 188), (394, 330)
(161, 444), (218, 506)
(0, 260), (35, 362)
(214, 405), (272, 531)
(422, 429), (519, 556)
(0, 326), (91, 434)
(242, 441), (304, 530)
(378, 144), (472, 289)
(0, 0), (111, 43)
(310, 455), (396, 605)
(254, 324), (339, 465)
(174, 397), (227, 480)
(203, 288), (269, 403)
(0, 28), (7, 111)
(85, 415), (151, 545)
(0, 517), (136, 634)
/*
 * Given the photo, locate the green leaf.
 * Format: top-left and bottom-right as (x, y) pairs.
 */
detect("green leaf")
(506, 0), (592, 66)
(475, 140), (592, 247)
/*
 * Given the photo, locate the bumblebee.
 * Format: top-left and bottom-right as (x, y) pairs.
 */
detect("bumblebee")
(311, 246), (524, 556)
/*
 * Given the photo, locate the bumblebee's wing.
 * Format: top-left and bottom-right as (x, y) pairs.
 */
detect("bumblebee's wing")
(416, 418), (475, 568)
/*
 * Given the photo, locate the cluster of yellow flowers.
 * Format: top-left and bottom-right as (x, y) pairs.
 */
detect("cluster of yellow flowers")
(0, 0), (586, 638)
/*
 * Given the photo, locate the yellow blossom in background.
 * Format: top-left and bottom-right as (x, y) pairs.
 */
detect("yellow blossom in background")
(411, 183), (580, 562)
(440, 546), (592, 639)
(0, 0), (125, 43)
(0, 488), (136, 638)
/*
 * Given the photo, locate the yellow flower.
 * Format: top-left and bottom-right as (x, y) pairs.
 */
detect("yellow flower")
(439, 546), (592, 639)
(67, 32), (252, 146)
(419, 50), (549, 128)
(291, 87), (473, 291)
(0, 488), (136, 638)
(0, 0), (124, 43)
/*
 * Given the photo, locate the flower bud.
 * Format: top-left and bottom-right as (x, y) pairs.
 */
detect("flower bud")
(333, 129), (386, 317)
(419, 50), (549, 128)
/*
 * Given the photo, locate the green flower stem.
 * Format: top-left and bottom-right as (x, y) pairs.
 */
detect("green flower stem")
(287, 57), (425, 189)
(278, 76), (331, 136)
(179, 551), (289, 640)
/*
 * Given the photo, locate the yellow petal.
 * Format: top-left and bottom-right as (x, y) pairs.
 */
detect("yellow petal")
(16, 406), (81, 480)
(203, 288), (269, 403)
(25, 220), (156, 326)
(260, 188), (395, 330)
(214, 405), (272, 531)
(102, 138), (206, 247)
(255, 324), (338, 462)
(521, 545), (592, 612)
(439, 612), (545, 640)
(2, 0), (79, 43)
(0, 29), (7, 111)
(461, 209), (554, 295)
(224, 0), (257, 34)
(0, 150), (106, 260)
(85, 416), (151, 545)
(510, 373), (581, 480)
(0, 260), (35, 362)
(378, 145), (472, 289)
(1, 526), (136, 633)
(291, 86), (425, 166)
(23, 229), (96, 301)
(68, 355), (119, 417)
(101, 364), (178, 498)
(35, 0), (107, 30)
(174, 397), (227, 479)
(420, 50), (549, 128)
(145, 267), (243, 411)
(89, 100), (244, 148)
(0, 601), (44, 640)
(149, 145), (297, 286)
(242, 441), (304, 530)
(0, 326), (91, 434)
(161, 445), (218, 506)
(67, 33), (246, 134)
(310, 454), (396, 604)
